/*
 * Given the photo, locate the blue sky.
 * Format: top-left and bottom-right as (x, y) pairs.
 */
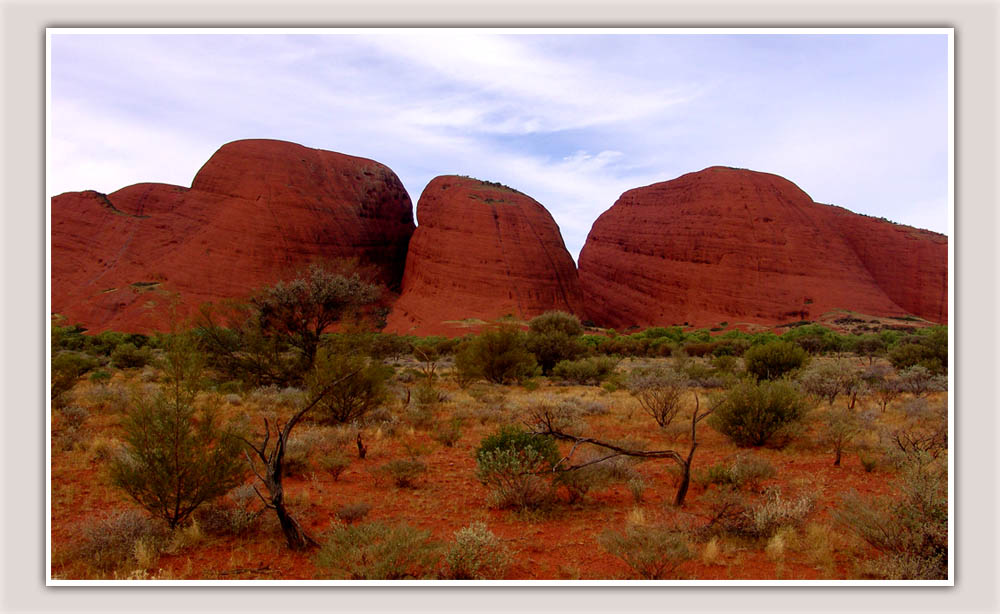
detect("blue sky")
(48, 31), (950, 260)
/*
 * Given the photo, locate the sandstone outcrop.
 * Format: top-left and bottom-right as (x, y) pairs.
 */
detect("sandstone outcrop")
(51, 139), (415, 332)
(578, 166), (947, 329)
(384, 176), (585, 336)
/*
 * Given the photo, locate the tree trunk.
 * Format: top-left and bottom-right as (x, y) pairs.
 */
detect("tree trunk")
(673, 461), (692, 507)
(834, 448), (842, 467)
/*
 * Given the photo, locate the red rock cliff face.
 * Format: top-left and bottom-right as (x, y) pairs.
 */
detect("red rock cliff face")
(820, 205), (948, 323)
(51, 139), (415, 332)
(385, 176), (585, 336)
(578, 166), (947, 329)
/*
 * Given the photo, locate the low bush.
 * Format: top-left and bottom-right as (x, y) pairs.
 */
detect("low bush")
(598, 525), (693, 579)
(320, 451), (351, 481)
(431, 418), (463, 447)
(335, 502), (373, 525)
(708, 379), (809, 447)
(454, 326), (537, 385)
(526, 311), (585, 374)
(110, 343), (154, 369)
(441, 522), (513, 580)
(551, 356), (618, 385)
(698, 453), (777, 491)
(193, 484), (264, 537)
(554, 448), (640, 504)
(75, 509), (168, 572)
(741, 487), (818, 539)
(314, 522), (441, 580)
(474, 426), (559, 510)
(834, 458), (947, 579)
(380, 458), (427, 488)
(51, 351), (100, 404)
(743, 341), (809, 381)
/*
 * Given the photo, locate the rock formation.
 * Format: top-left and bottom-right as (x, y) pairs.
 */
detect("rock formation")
(578, 166), (948, 329)
(51, 139), (415, 332)
(384, 176), (585, 336)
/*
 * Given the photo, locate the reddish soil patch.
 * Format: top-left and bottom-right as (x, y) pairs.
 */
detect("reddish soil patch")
(50, 369), (943, 581)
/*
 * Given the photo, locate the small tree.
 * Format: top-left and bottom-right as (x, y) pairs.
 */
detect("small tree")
(626, 366), (689, 428)
(109, 334), (246, 529)
(251, 262), (382, 372)
(307, 350), (390, 424)
(818, 407), (862, 467)
(743, 341), (809, 381)
(799, 359), (865, 409)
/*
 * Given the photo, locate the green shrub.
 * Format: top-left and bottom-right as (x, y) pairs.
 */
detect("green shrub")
(110, 342), (153, 369)
(307, 350), (391, 424)
(626, 366), (688, 428)
(51, 351), (100, 403)
(380, 458), (427, 488)
(698, 452), (776, 491)
(526, 311), (585, 374)
(431, 418), (463, 447)
(707, 379), (809, 447)
(834, 459), (947, 579)
(335, 502), (373, 525)
(598, 525), (693, 579)
(743, 341), (809, 381)
(551, 356), (618, 385)
(454, 326), (537, 385)
(88, 369), (112, 384)
(474, 426), (559, 510)
(314, 522), (442, 579)
(888, 327), (947, 375)
(441, 522), (513, 579)
(320, 451), (351, 481)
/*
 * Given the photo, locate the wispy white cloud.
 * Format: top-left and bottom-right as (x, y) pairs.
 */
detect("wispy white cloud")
(48, 31), (949, 262)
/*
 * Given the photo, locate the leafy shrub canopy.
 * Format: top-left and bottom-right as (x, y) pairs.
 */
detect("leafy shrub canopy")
(707, 379), (808, 447)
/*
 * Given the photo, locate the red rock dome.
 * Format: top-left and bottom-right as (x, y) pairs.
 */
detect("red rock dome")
(50, 139), (415, 332)
(577, 166), (947, 329)
(384, 176), (585, 336)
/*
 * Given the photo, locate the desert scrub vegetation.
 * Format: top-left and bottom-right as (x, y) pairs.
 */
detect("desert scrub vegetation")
(526, 310), (585, 374)
(453, 325), (537, 385)
(626, 366), (688, 428)
(598, 524), (694, 579)
(109, 335), (247, 529)
(817, 407), (863, 467)
(697, 452), (777, 491)
(379, 458), (428, 488)
(314, 522), (442, 579)
(743, 341), (809, 381)
(441, 522), (513, 579)
(72, 509), (169, 574)
(307, 350), (391, 424)
(834, 456), (947, 579)
(474, 426), (559, 510)
(707, 379), (808, 447)
(192, 484), (265, 537)
(551, 355), (619, 385)
(552, 447), (644, 504)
